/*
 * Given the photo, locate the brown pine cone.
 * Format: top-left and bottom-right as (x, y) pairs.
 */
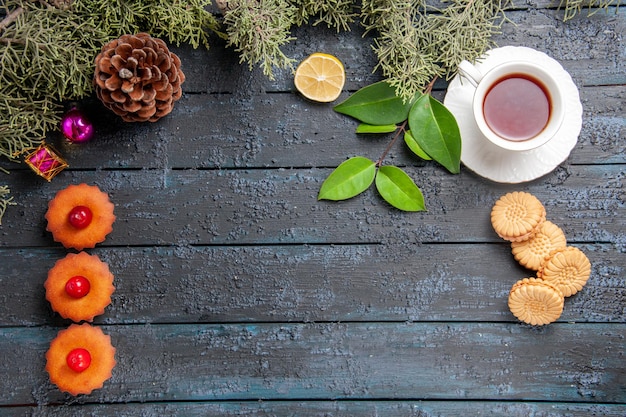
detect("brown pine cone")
(94, 33), (185, 122)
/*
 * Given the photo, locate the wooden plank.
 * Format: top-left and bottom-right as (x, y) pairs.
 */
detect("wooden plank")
(3, 83), (620, 172)
(3, 401), (626, 417)
(493, 7), (625, 87)
(1, 243), (622, 327)
(0, 323), (624, 405)
(0, 165), (623, 247)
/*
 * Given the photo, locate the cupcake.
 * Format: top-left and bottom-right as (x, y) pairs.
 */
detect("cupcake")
(508, 277), (564, 325)
(45, 183), (115, 250)
(491, 191), (546, 242)
(511, 220), (567, 271)
(538, 246), (591, 297)
(45, 252), (115, 322)
(46, 323), (116, 395)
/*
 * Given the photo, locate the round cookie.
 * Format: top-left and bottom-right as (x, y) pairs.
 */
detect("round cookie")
(538, 246), (591, 297)
(45, 252), (115, 322)
(491, 191), (546, 242)
(508, 277), (564, 325)
(46, 323), (116, 396)
(511, 220), (567, 270)
(45, 183), (115, 250)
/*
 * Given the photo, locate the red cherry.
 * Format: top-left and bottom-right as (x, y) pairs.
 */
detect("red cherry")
(65, 275), (91, 298)
(68, 205), (93, 229)
(66, 348), (91, 372)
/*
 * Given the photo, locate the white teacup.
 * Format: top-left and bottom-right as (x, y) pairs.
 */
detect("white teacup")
(458, 60), (565, 152)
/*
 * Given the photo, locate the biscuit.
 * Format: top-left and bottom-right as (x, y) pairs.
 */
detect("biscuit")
(538, 246), (591, 297)
(511, 220), (567, 270)
(491, 191), (546, 242)
(508, 277), (564, 325)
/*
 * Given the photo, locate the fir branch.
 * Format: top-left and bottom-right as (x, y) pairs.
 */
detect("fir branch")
(292, 0), (357, 31)
(149, 1), (224, 48)
(560, 0), (620, 21)
(430, 0), (511, 78)
(362, 0), (511, 101)
(1, 3), (107, 101)
(221, 0), (359, 78)
(0, 94), (60, 159)
(70, 0), (223, 48)
(222, 0), (298, 79)
(0, 185), (16, 226)
(361, 0), (442, 101)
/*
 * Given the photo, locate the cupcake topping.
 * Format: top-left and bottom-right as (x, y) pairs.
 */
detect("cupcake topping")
(68, 205), (93, 229)
(65, 275), (91, 298)
(66, 348), (92, 373)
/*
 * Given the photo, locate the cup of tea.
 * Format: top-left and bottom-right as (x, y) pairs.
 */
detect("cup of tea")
(458, 60), (565, 152)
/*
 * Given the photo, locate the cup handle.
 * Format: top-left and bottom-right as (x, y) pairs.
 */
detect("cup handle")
(458, 60), (483, 88)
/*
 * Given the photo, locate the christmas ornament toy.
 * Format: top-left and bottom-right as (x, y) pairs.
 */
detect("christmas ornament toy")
(60, 107), (94, 143)
(94, 32), (185, 122)
(24, 144), (69, 181)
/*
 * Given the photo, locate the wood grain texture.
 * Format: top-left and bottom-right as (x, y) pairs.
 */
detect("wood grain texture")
(3, 402), (626, 417)
(0, 165), (623, 247)
(1, 323), (624, 405)
(0, 3), (624, 416)
(2, 83), (622, 173)
(1, 243), (623, 327)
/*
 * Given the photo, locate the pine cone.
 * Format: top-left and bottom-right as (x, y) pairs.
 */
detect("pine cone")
(94, 33), (185, 122)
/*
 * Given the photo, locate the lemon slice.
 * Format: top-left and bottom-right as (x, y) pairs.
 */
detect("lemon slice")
(294, 53), (345, 103)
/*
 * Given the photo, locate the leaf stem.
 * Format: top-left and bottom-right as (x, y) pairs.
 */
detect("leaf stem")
(375, 75), (437, 168)
(423, 76), (438, 96)
(376, 120), (407, 167)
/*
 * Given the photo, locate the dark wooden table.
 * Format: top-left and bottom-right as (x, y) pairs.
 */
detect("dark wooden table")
(1, 2), (625, 416)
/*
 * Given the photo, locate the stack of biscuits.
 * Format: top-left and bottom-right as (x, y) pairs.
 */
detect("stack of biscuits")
(491, 191), (591, 325)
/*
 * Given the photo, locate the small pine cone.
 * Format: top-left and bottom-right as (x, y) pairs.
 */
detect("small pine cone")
(94, 33), (185, 122)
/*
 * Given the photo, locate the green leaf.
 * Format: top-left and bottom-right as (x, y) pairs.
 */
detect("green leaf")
(334, 81), (414, 125)
(318, 157), (376, 201)
(375, 166), (426, 212)
(403, 130), (432, 160)
(408, 95), (462, 174)
(356, 123), (398, 134)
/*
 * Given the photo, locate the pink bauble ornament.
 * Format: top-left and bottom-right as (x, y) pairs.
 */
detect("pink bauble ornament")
(60, 108), (94, 143)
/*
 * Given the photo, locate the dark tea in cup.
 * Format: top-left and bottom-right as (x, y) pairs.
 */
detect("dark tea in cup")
(458, 60), (565, 152)
(482, 74), (551, 141)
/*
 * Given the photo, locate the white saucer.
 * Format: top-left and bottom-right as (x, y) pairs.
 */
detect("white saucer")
(443, 46), (583, 183)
